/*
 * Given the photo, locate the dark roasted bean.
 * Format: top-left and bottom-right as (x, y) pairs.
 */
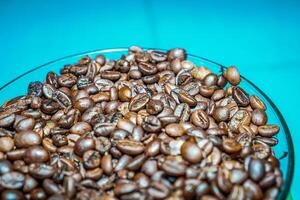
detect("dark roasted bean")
(116, 139), (144, 155)
(258, 124), (280, 137)
(181, 141), (202, 164)
(191, 109), (209, 129)
(233, 87), (250, 106)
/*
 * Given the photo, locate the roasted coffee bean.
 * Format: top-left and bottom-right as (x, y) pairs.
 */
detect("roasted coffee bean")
(1, 189), (24, 200)
(116, 139), (144, 155)
(129, 93), (150, 112)
(178, 91), (197, 107)
(249, 158), (265, 182)
(233, 87), (250, 107)
(24, 146), (49, 163)
(83, 150), (101, 169)
(222, 138), (242, 154)
(118, 86), (132, 102)
(1, 171), (25, 189)
(52, 90), (72, 108)
(15, 117), (35, 132)
(0, 136), (14, 152)
(165, 123), (185, 137)
(41, 99), (59, 114)
(23, 175), (38, 193)
(167, 48), (186, 61)
(224, 66), (241, 85)
(148, 181), (170, 199)
(138, 62), (157, 75)
(204, 73), (218, 87)
(29, 163), (54, 179)
(161, 157), (187, 176)
(74, 97), (95, 112)
(14, 131), (42, 148)
(228, 109), (251, 132)
(57, 73), (77, 88)
(250, 95), (266, 110)
(28, 81), (43, 97)
(146, 99), (163, 115)
(145, 139), (160, 157)
(74, 137), (95, 156)
(181, 141), (202, 164)
(212, 106), (229, 122)
(0, 112), (16, 128)
(70, 121), (92, 135)
(252, 109), (267, 126)
(142, 115), (161, 133)
(101, 154), (113, 175)
(191, 110), (209, 129)
(0, 159), (13, 174)
(258, 125), (280, 137)
(101, 71), (121, 81)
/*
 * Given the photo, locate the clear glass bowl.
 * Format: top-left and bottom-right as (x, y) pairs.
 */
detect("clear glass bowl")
(0, 48), (294, 200)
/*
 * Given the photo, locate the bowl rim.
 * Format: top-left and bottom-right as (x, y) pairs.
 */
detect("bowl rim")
(0, 47), (294, 199)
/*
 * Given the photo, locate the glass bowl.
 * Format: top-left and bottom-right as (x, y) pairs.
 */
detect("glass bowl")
(0, 48), (294, 200)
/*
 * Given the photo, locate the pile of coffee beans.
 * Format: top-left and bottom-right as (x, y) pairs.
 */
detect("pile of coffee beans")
(0, 46), (283, 200)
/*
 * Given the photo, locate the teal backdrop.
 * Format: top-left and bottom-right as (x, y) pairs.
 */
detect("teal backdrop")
(0, 0), (299, 199)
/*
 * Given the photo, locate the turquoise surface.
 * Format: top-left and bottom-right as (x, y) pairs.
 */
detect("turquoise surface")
(0, 0), (299, 198)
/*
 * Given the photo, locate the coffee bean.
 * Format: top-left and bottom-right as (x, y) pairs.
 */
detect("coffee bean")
(74, 97), (95, 112)
(0, 136), (14, 152)
(83, 150), (101, 169)
(24, 146), (49, 163)
(191, 110), (209, 129)
(138, 62), (157, 75)
(212, 106), (229, 122)
(0, 112), (15, 128)
(74, 137), (95, 156)
(0, 160), (13, 174)
(249, 158), (265, 182)
(146, 99), (163, 115)
(116, 139), (144, 155)
(114, 182), (138, 196)
(165, 123), (185, 137)
(1, 171), (25, 189)
(178, 91), (197, 107)
(14, 131), (41, 148)
(167, 48), (186, 61)
(181, 141), (202, 164)
(1, 189), (24, 200)
(222, 138), (242, 154)
(224, 66), (241, 85)
(57, 73), (77, 88)
(232, 87), (249, 107)
(250, 95), (266, 110)
(29, 163), (54, 179)
(148, 181), (170, 199)
(251, 109), (267, 126)
(23, 175), (38, 193)
(70, 121), (92, 135)
(101, 71), (121, 81)
(228, 109), (251, 132)
(142, 115), (161, 133)
(145, 139), (160, 157)
(126, 154), (147, 171)
(161, 157), (187, 176)
(118, 86), (132, 102)
(129, 93), (150, 112)
(243, 179), (263, 200)
(258, 125), (280, 137)
(101, 154), (113, 175)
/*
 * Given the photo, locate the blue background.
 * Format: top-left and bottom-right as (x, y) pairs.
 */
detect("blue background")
(0, 0), (299, 198)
